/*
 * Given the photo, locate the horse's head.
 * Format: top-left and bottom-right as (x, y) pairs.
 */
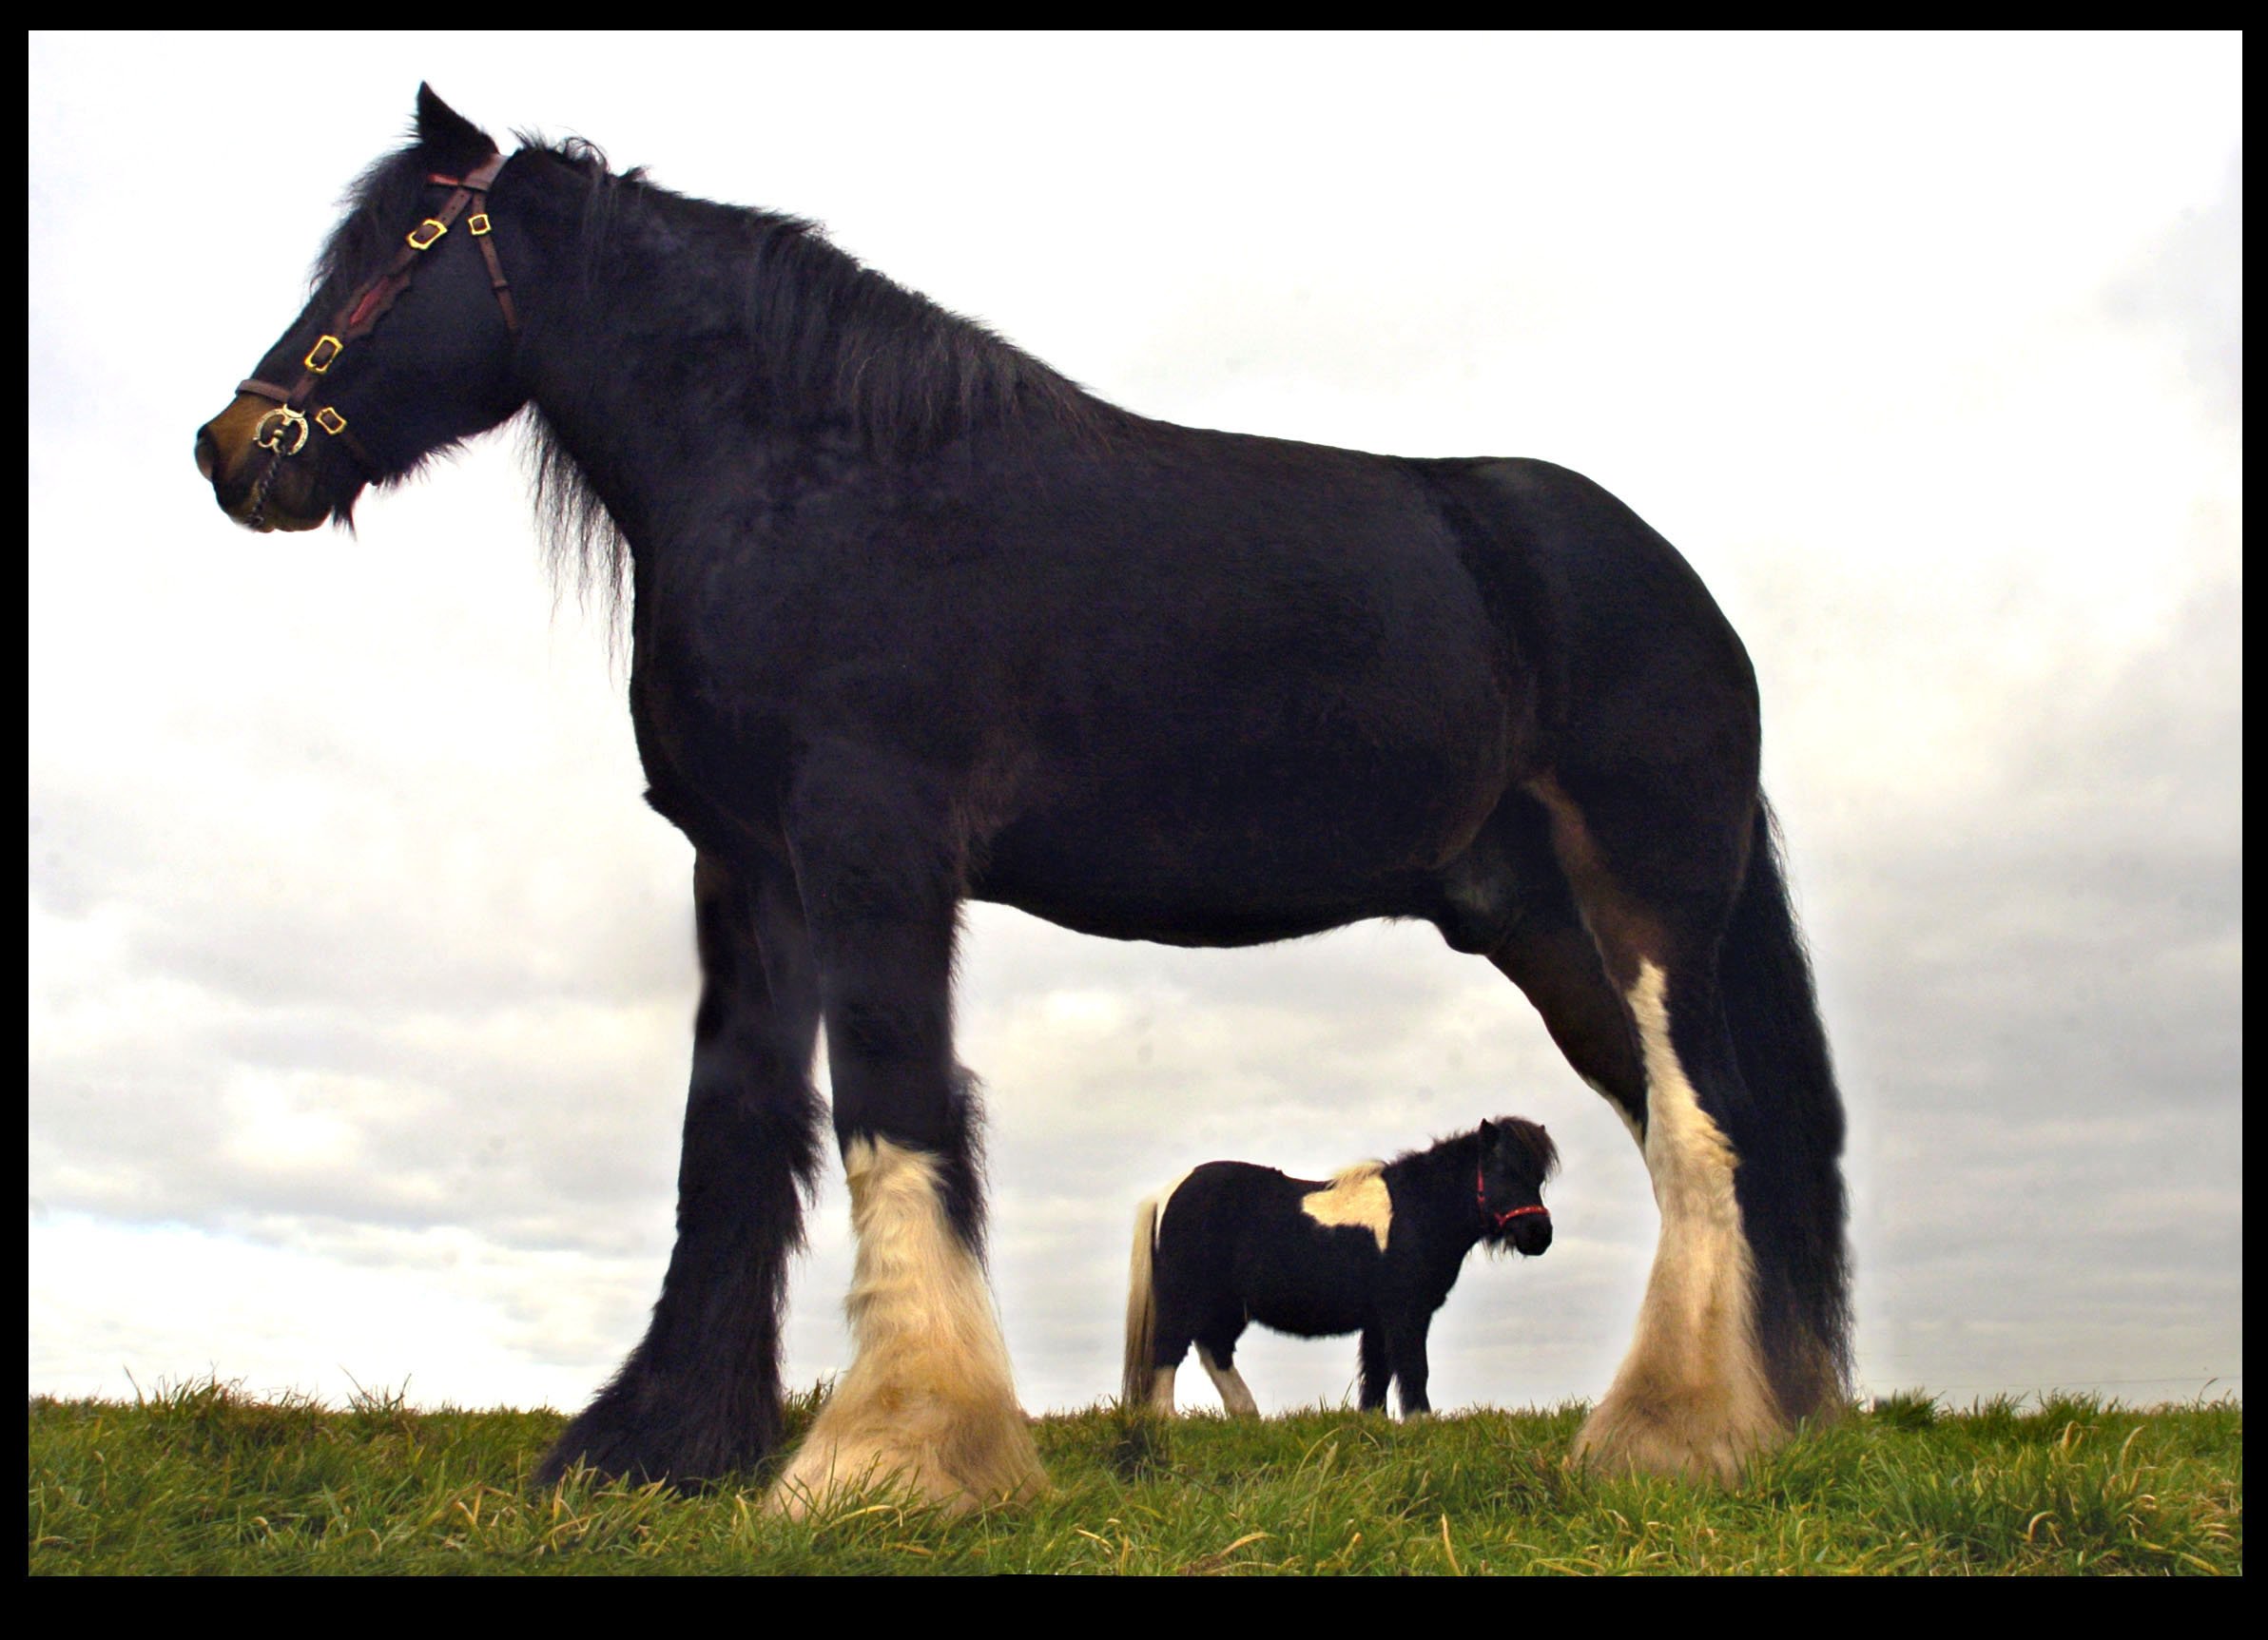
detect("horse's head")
(1477, 1116), (1558, 1257)
(194, 86), (528, 532)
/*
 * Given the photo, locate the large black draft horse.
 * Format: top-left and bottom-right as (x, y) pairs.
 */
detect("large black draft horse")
(195, 89), (1850, 1507)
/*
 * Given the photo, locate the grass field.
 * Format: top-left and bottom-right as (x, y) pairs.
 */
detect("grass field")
(29, 1380), (2240, 1573)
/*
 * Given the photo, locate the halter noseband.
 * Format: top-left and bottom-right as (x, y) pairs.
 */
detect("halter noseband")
(240, 153), (517, 505)
(1478, 1163), (1548, 1229)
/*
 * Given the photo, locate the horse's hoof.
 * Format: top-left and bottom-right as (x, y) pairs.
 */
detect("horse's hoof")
(1571, 1390), (1780, 1486)
(767, 1418), (1047, 1518)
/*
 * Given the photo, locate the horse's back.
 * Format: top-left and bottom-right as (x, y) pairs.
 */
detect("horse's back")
(921, 420), (1528, 939)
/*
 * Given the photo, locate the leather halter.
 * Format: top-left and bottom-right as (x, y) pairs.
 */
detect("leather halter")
(239, 153), (517, 488)
(1478, 1163), (1548, 1229)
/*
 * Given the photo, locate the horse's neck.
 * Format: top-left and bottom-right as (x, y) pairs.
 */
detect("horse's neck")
(509, 168), (1091, 560)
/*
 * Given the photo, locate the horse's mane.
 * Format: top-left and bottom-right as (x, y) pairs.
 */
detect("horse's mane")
(312, 143), (448, 299)
(504, 135), (1118, 629)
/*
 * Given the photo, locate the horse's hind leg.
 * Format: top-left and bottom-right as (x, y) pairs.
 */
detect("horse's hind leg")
(538, 849), (824, 1487)
(767, 753), (1043, 1515)
(1515, 767), (1846, 1482)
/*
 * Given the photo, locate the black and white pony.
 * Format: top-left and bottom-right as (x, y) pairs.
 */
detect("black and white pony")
(1125, 1119), (1558, 1419)
(194, 88), (1851, 1508)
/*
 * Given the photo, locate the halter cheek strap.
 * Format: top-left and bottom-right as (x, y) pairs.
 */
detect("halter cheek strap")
(241, 151), (517, 482)
(1478, 1163), (1548, 1228)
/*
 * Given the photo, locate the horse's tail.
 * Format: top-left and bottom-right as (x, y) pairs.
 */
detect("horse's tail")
(1121, 1194), (1162, 1410)
(1717, 795), (1853, 1423)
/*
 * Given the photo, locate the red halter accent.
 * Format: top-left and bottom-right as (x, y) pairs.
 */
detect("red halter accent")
(1478, 1163), (1548, 1227)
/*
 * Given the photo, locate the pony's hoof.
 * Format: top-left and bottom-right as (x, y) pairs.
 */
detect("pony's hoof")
(1571, 1391), (1780, 1486)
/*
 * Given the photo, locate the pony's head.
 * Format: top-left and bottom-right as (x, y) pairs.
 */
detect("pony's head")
(1476, 1116), (1558, 1257)
(193, 86), (528, 532)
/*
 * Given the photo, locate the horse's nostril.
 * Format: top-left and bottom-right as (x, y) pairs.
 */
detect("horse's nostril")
(194, 426), (219, 481)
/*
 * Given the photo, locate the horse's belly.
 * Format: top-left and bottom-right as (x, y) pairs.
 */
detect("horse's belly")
(975, 742), (1502, 945)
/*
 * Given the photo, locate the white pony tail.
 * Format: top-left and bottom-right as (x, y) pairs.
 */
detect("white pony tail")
(1122, 1195), (1161, 1409)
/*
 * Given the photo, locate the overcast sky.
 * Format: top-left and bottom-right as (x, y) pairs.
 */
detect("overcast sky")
(29, 32), (2240, 1421)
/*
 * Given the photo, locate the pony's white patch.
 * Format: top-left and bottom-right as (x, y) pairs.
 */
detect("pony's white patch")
(770, 1135), (1044, 1516)
(1196, 1345), (1259, 1417)
(1301, 1161), (1391, 1252)
(1575, 959), (1778, 1482)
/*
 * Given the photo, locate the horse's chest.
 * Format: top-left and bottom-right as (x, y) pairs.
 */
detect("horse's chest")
(626, 629), (796, 852)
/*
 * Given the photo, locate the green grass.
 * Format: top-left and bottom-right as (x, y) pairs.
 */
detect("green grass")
(29, 1380), (2240, 1573)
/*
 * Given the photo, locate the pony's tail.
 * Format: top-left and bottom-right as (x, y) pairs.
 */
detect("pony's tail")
(1121, 1195), (1161, 1411)
(1717, 795), (1853, 1425)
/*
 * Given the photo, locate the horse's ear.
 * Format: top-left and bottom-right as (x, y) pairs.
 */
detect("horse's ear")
(1479, 1117), (1497, 1140)
(415, 84), (498, 171)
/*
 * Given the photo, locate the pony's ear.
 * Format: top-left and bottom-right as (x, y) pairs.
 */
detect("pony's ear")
(1479, 1117), (1498, 1140)
(415, 85), (498, 172)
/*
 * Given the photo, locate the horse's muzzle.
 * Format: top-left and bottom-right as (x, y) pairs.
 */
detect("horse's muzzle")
(1508, 1213), (1553, 1258)
(195, 394), (333, 532)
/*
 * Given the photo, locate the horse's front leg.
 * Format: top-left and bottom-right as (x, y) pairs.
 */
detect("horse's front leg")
(768, 753), (1044, 1516)
(538, 848), (824, 1486)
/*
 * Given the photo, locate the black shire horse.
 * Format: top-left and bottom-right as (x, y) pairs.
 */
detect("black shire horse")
(195, 88), (1851, 1506)
(1125, 1119), (1559, 1419)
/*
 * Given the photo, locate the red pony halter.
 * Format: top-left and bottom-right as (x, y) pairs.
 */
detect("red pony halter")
(1478, 1163), (1548, 1228)
(240, 153), (518, 482)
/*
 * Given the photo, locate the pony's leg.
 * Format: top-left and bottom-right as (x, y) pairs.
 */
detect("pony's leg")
(1384, 1314), (1432, 1418)
(1148, 1322), (1192, 1415)
(767, 755), (1043, 1516)
(538, 849), (823, 1486)
(1195, 1341), (1260, 1417)
(1357, 1327), (1391, 1411)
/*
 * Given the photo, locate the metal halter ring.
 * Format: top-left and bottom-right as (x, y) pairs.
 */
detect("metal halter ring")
(253, 405), (312, 456)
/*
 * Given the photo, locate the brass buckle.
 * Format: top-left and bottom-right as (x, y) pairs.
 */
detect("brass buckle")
(303, 334), (343, 374)
(253, 405), (311, 456)
(314, 407), (349, 436)
(467, 213), (492, 236)
(407, 218), (448, 250)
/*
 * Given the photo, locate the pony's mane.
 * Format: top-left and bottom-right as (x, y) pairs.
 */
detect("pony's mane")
(1492, 1117), (1561, 1182)
(1327, 1160), (1386, 1187)
(1393, 1118), (1560, 1183)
